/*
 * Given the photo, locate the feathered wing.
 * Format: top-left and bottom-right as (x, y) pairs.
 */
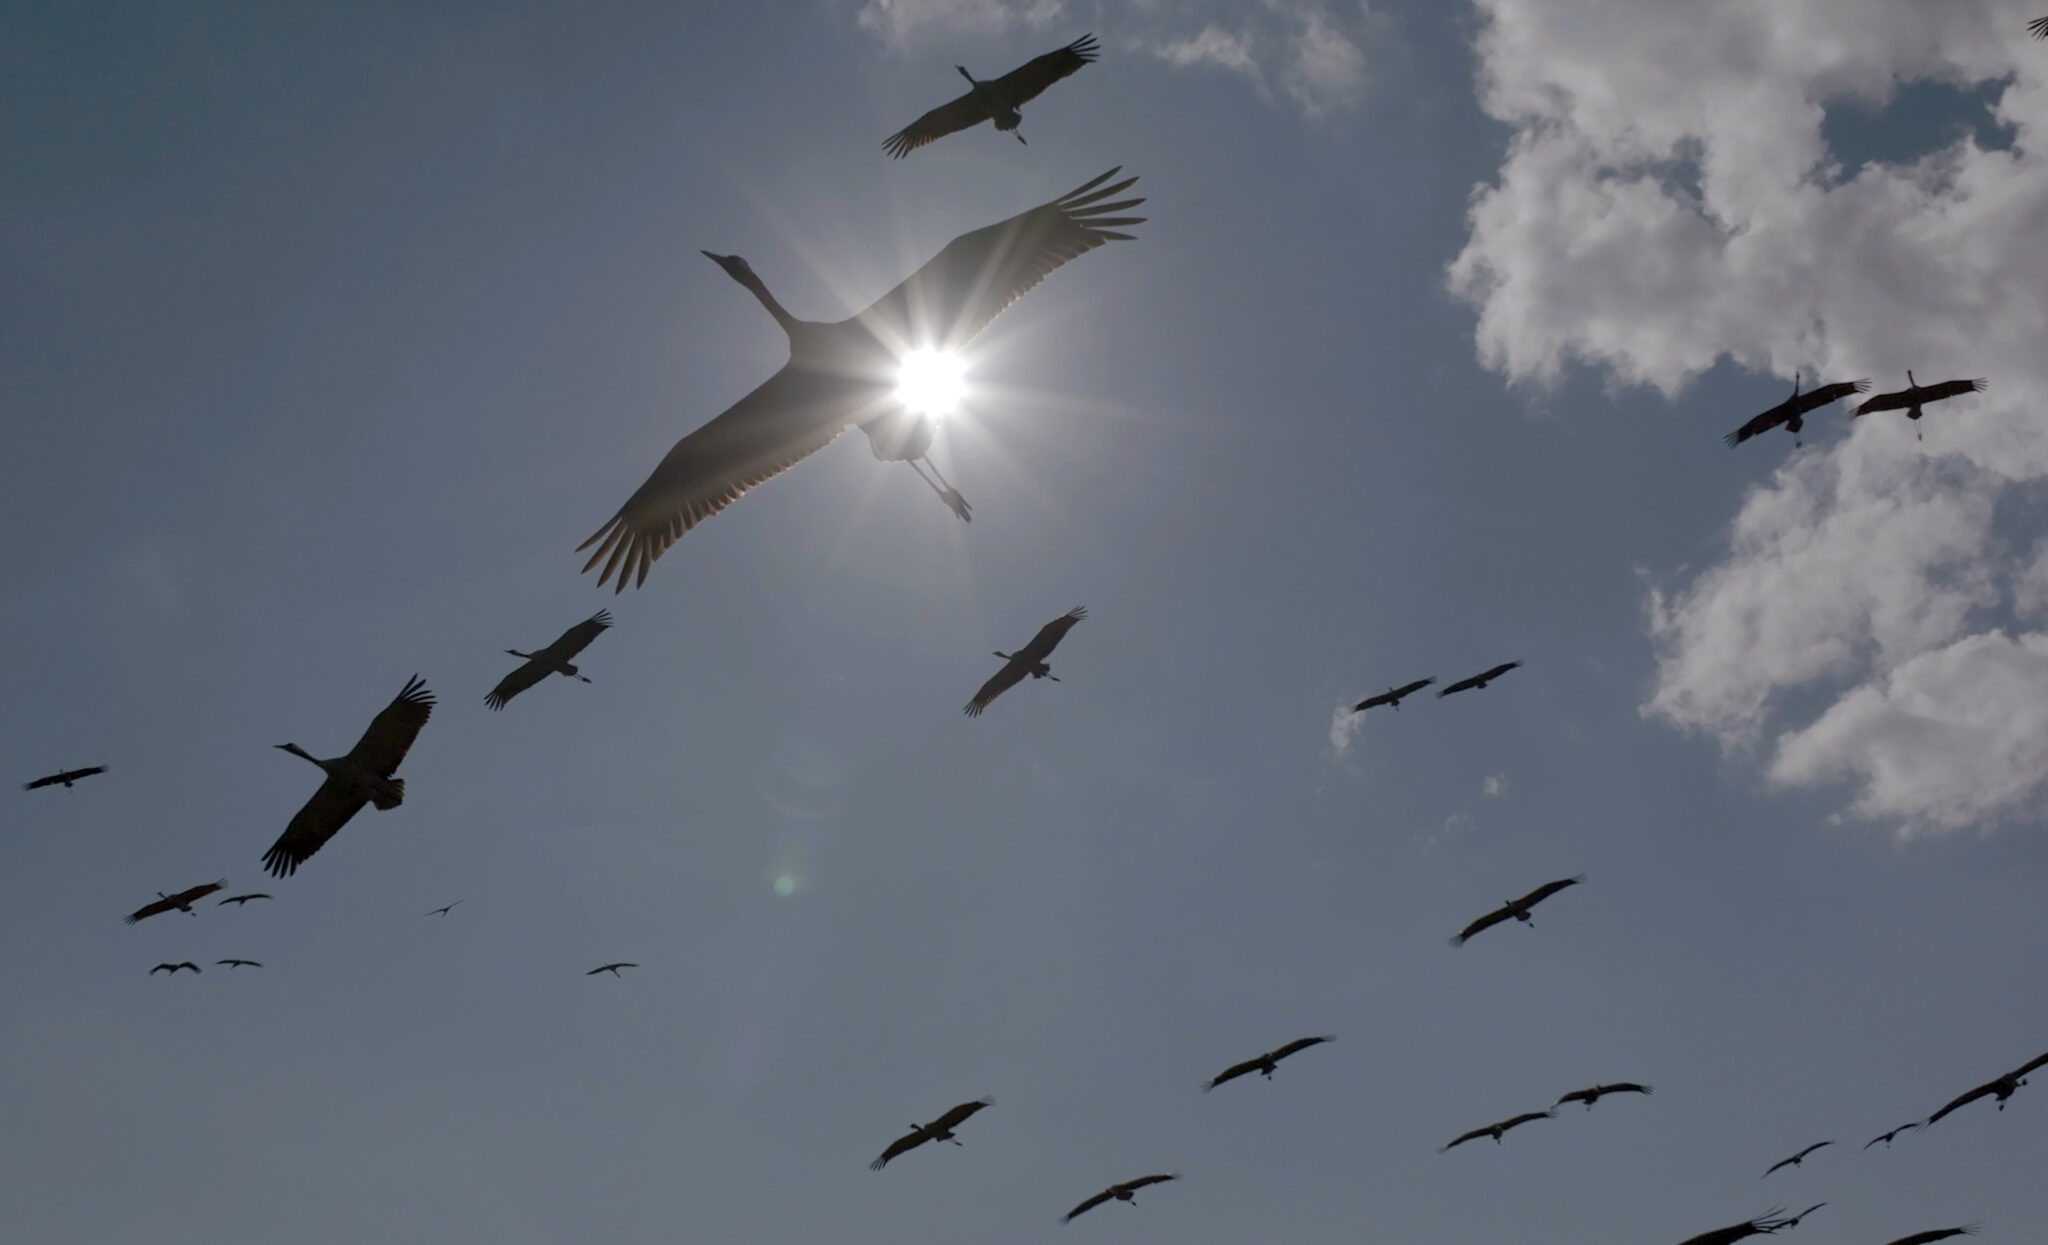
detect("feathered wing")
(869, 1129), (928, 1171)
(1062, 1189), (1114, 1222)
(1883, 1228), (1978, 1245)
(127, 880), (225, 923)
(484, 662), (547, 711)
(25, 765), (107, 790)
(1503, 1111), (1554, 1132)
(1270, 1034), (1335, 1062)
(1790, 378), (1870, 414)
(2006, 1049), (2048, 1079)
(1204, 1057), (1263, 1090)
(990, 34), (1099, 106)
(263, 777), (369, 878)
(1439, 1125), (1492, 1151)
(1450, 905), (1511, 946)
(344, 676), (436, 776)
(1724, 405), (1790, 448)
(126, 897), (176, 924)
(1516, 875), (1585, 909)
(579, 365), (864, 592)
(545, 610), (613, 661)
(1019, 607), (1088, 662)
(1121, 1173), (1177, 1192)
(1925, 1081), (1997, 1126)
(884, 91), (993, 158)
(856, 170), (1144, 356)
(2033, 16), (2048, 39)
(931, 1098), (993, 1131)
(964, 659), (1029, 717)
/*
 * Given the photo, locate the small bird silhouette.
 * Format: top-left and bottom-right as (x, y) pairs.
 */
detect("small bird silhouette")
(1762, 1140), (1833, 1177)
(149, 962), (201, 975)
(426, 901), (462, 917)
(215, 959), (263, 969)
(217, 892), (272, 907)
(587, 962), (637, 977)
(23, 765), (107, 791)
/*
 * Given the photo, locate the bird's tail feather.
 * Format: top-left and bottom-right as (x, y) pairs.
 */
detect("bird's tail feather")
(372, 779), (405, 811)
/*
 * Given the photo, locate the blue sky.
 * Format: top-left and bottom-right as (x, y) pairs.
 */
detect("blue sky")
(5, 2), (2047, 1242)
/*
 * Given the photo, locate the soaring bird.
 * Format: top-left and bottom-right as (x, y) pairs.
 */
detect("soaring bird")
(1881, 1227), (1977, 1245)
(1854, 372), (1986, 438)
(884, 34), (1098, 157)
(1762, 1140), (1833, 1178)
(1672, 1210), (1800, 1245)
(1723, 373), (1870, 448)
(1203, 1035), (1335, 1091)
(426, 901), (462, 917)
(964, 607), (1086, 717)
(868, 1098), (993, 1170)
(1923, 1049), (2048, 1127)
(2031, 16), (2047, 38)
(215, 959), (263, 969)
(485, 611), (613, 710)
(1554, 1082), (1653, 1110)
(262, 676), (435, 878)
(1061, 1173), (1178, 1222)
(1351, 678), (1434, 713)
(148, 962), (201, 975)
(1781, 1204), (1827, 1230)
(1864, 1122), (1919, 1149)
(217, 892), (272, 907)
(1440, 1111), (1554, 1151)
(1449, 875), (1585, 946)
(1437, 661), (1521, 698)
(23, 765), (107, 791)
(125, 880), (227, 924)
(587, 962), (637, 977)
(578, 169), (1145, 591)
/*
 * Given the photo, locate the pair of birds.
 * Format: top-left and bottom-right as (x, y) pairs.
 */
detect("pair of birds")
(1439, 1081), (1651, 1152)
(1351, 661), (1522, 714)
(148, 959), (260, 975)
(1723, 372), (1987, 449)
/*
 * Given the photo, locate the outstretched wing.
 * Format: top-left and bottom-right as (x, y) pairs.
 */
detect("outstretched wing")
(964, 659), (1029, 717)
(1922, 377), (1986, 402)
(1450, 904), (1511, 946)
(932, 1097), (993, 1131)
(883, 91), (991, 159)
(169, 880), (227, 907)
(1502, 1111), (1554, 1132)
(1478, 661), (1522, 683)
(1270, 1034), (1336, 1063)
(1924, 1080), (1997, 1126)
(127, 896), (177, 924)
(1788, 378), (1870, 416)
(1724, 404), (1790, 448)
(1019, 606), (1087, 662)
(1062, 1189), (1114, 1222)
(1439, 1125), (1491, 1152)
(545, 610), (613, 661)
(345, 677), (435, 777)
(869, 1127), (929, 1171)
(2006, 1049), (2048, 1079)
(1884, 1228), (1978, 1245)
(1204, 1056), (1264, 1090)
(485, 660), (548, 711)
(1352, 690), (1396, 712)
(2033, 16), (2048, 39)
(856, 169), (1144, 356)
(579, 365), (864, 592)
(1555, 1087), (1596, 1107)
(1515, 875), (1584, 909)
(1121, 1173), (1177, 1192)
(989, 34), (1099, 107)
(263, 778), (370, 878)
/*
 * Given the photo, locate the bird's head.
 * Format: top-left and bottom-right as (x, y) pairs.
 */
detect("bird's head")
(702, 251), (757, 284)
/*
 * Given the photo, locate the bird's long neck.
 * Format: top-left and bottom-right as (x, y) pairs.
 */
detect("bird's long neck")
(279, 742), (323, 768)
(993, 650), (1012, 661)
(732, 267), (800, 337)
(507, 649), (532, 660)
(956, 65), (979, 87)
(1906, 369), (1918, 390)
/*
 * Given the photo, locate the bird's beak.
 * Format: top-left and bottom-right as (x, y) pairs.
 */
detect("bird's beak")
(702, 250), (729, 264)
(272, 743), (291, 751)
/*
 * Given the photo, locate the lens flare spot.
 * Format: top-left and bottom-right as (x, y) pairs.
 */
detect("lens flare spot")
(895, 349), (966, 416)
(773, 874), (797, 898)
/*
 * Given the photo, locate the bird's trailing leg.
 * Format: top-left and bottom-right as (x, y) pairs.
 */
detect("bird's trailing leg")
(907, 457), (972, 522)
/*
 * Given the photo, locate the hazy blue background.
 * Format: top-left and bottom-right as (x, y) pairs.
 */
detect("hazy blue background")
(4, 3), (2043, 1243)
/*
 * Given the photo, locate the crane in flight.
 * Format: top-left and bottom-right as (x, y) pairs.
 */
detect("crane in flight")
(586, 962), (638, 977)
(149, 962), (202, 975)
(486, 611), (612, 710)
(1438, 661), (1521, 698)
(262, 676), (435, 877)
(1351, 678), (1434, 713)
(216, 959), (263, 969)
(1553, 1082), (1652, 1110)
(578, 170), (1144, 591)
(1854, 372), (1986, 439)
(868, 1098), (993, 1170)
(217, 892), (272, 907)
(965, 607), (1086, 717)
(1724, 373), (1868, 448)
(1450, 875), (1584, 946)
(23, 765), (106, 791)
(1061, 1173), (1178, 1222)
(1669, 1209), (1802, 1245)
(1440, 1110), (1553, 1151)
(1762, 1140), (1832, 1177)
(884, 35), (1098, 157)
(126, 880), (227, 924)
(1202, 1035), (1335, 1090)
(1923, 1049), (2048, 1127)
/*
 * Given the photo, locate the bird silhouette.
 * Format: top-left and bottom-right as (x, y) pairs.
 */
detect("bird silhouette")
(1854, 372), (1986, 439)
(1061, 1173), (1178, 1222)
(1553, 1082), (1653, 1110)
(1450, 876), (1585, 946)
(263, 676), (435, 877)
(868, 1098), (993, 1170)
(23, 765), (107, 791)
(486, 611), (612, 710)
(148, 962), (201, 975)
(1724, 372), (1868, 448)
(1203, 1035), (1336, 1091)
(216, 893), (272, 907)
(215, 959), (263, 969)
(126, 880), (227, 925)
(1762, 1140), (1832, 1178)
(965, 608), (1086, 717)
(587, 963), (637, 977)
(884, 35), (1098, 157)
(1438, 661), (1521, 697)
(1352, 678), (1434, 713)
(1440, 1111), (1554, 1151)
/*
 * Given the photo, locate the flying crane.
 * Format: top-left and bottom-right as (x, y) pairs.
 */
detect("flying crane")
(885, 35), (1099, 157)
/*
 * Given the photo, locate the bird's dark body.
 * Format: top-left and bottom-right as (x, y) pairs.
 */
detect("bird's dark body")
(884, 35), (1099, 157)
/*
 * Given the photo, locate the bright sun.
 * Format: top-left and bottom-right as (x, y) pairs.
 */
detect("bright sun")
(894, 348), (966, 416)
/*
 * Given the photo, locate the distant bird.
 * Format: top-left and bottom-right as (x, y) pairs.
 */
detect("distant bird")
(426, 901), (462, 917)
(1440, 1111), (1554, 1151)
(587, 962), (637, 977)
(125, 880), (227, 925)
(1864, 1122), (1919, 1149)
(965, 607), (1086, 717)
(485, 610), (613, 710)
(148, 962), (201, 975)
(1061, 1173), (1178, 1222)
(1554, 1082), (1653, 1110)
(1881, 1227), (1977, 1245)
(217, 893), (272, 907)
(1351, 678), (1435, 713)
(262, 676), (435, 878)
(1924, 1049), (2048, 1127)
(1672, 1210), (1800, 1245)
(1854, 372), (1986, 439)
(1781, 1204), (1827, 1229)
(1723, 373), (1869, 448)
(1203, 1035), (1335, 1091)
(23, 764), (107, 791)
(578, 169), (1145, 590)
(1762, 1140), (1832, 1178)
(868, 1098), (993, 1170)
(2031, 16), (2047, 39)
(884, 34), (1098, 157)
(215, 959), (262, 969)
(1449, 875), (1585, 946)
(1437, 661), (1521, 698)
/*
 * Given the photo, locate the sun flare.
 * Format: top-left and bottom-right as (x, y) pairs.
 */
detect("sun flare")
(894, 348), (967, 416)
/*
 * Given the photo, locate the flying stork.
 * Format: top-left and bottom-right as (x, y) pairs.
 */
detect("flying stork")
(1449, 875), (1585, 946)
(23, 765), (107, 791)
(1723, 373), (1869, 448)
(868, 1098), (993, 1170)
(1440, 1110), (1554, 1151)
(578, 169), (1145, 591)
(1202, 1034), (1335, 1091)
(262, 676), (435, 877)
(1437, 661), (1521, 698)
(965, 607), (1086, 717)
(1762, 1140), (1832, 1178)
(485, 610), (613, 710)
(1060, 1173), (1178, 1222)
(1853, 372), (1986, 439)
(125, 880), (227, 924)
(885, 34), (1099, 157)
(1351, 678), (1434, 713)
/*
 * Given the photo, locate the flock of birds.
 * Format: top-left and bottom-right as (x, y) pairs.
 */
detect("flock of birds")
(24, 16), (2048, 1243)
